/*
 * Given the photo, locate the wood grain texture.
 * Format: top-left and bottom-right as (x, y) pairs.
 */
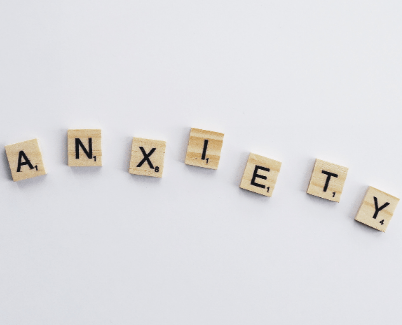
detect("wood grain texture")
(129, 137), (166, 178)
(355, 186), (399, 232)
(184, 128), (224, 170)
(5, 139), (46, 182)
(306, 159), (348, 203)
(68, 129), (102, 167)
(239, 153), (282, 197)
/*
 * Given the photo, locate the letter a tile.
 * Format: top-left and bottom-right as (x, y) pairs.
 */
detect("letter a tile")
(306, 159), (348, 202)
(240, 153), (282, 197)
(5, 139), (47, 182)
(355, 186), (399, 232)
(184, 128), (224, 170)
(68, 129), (102, 167)
(129, 137), (166, 178)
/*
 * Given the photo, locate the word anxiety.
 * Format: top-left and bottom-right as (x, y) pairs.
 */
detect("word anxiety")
(4, 128), (400, 233)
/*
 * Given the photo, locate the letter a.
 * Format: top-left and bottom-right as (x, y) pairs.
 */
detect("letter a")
(17, 151), (35, 172)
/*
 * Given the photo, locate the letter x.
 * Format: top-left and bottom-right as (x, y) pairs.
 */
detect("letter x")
(136, 147), (156, 169)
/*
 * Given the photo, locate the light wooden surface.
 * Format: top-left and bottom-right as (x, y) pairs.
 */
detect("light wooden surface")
(355, 186), (400, 232)
(184, 128), (224, 170)
(306, 159), (348, 203)
(68, 129), (102, 167)
(239, 153), (282, 197)
(5, 139), (47, 182)
(129, 137), (166, 178)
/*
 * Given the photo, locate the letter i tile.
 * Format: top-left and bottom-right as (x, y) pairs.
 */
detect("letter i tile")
(185, 128), (224, 170)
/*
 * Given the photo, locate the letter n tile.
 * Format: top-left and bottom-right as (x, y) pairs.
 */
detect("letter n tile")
(68, 129), (102, 167)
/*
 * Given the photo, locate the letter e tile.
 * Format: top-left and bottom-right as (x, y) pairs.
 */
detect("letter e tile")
(240, 153), (282, 197)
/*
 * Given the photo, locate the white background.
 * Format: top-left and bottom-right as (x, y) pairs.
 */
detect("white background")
(1, 1), (402, 324)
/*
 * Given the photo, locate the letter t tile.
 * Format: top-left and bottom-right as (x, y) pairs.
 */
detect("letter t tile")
(307, 158), (348, 203)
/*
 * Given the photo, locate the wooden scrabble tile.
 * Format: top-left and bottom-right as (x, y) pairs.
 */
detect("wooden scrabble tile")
(355, 186), (399, 232)
(184, 128), (224, 170)
(5, 139), (46, 182)
(239, 153), (282, 197)
(68, 129), (102, 167)
(129, 137), (166, 178)
(306, 159), (348, 202)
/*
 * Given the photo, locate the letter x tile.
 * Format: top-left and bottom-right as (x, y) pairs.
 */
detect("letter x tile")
(129, 137), (166, 177)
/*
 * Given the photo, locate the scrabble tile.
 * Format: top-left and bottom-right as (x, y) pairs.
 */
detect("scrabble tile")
(355, 186), (399, 232)
(239, 153), (282, 197)
(68, 129), (102, 166)
(5, 139), (46, 182)
(129, 137), (166, 178)
(184, 128), (224, 170)
(306, 159), (348, 202)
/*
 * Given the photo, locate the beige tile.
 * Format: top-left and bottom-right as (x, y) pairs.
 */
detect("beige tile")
(306, 159), (348, 202)
(5, 139), (46, 182)
(129, 137), (166, 178)
(68, 129), (102, 166)
(355, 186), (399, 232)
(239, 153), (282, 197)
(184, 128), (224, 170)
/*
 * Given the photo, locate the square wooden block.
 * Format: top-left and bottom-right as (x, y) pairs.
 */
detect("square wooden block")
(129, 137), (166, 178)
(184, 128), (224, 170)
(68, 129), (102, 167)
(307, 159), (348, 202)
(355, 186), (400, 232)
(239, 153), (282, 197)
(5, 139), (46, 182)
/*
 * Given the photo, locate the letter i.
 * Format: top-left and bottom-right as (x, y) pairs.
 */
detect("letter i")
(201, 140), (208, 160)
